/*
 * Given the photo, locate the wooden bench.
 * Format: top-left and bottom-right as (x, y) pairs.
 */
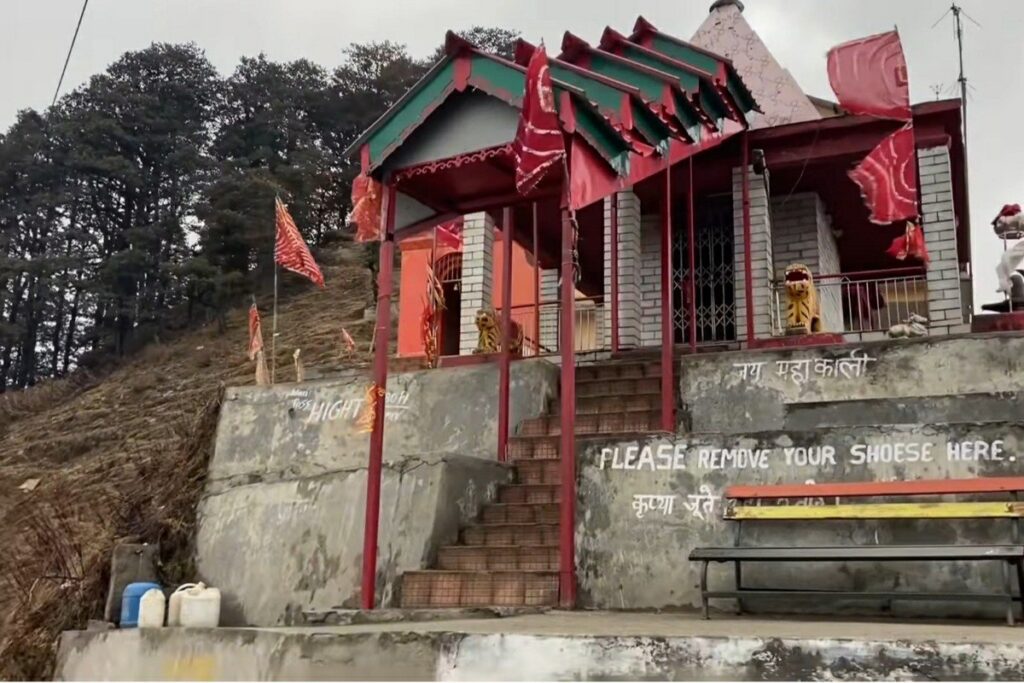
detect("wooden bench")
(689, 476), (1024, 625)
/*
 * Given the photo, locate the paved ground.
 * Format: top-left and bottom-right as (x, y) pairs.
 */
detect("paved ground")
(268, 609), (1024, 644)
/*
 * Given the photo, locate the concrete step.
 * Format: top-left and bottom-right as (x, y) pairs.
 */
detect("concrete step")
(400, 570), (558, 608)
(508, 435), (560, 460)
(513, 458), (561, 485)
(462, 523), (560, 546)
(437, 544), (559, 571)
(576, 362), (662, 382)
(498, 484), (560, 504)
(517, 410), (662, 437)
(575, 376), (661, 397)
(481, 502), (559, 525)
(556, 392), (660, 415)
(785, 392), (1024, 430)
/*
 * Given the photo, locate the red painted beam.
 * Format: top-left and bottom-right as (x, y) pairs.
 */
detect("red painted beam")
(360, 183), (397, 610)
(609, 195), (620, 354)
(558, 206), (577, 609)
(728, 477), (1024, 501)
(659, 169), (675, 432)
(498, 208), (514, 462)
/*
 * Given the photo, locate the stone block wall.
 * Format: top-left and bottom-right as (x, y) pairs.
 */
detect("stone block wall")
(603, 191), (643, 349)
(639, 213), (662, 347)
(918, 146), (969, 335)
(733, 166), (774, 341)
(771, 193), (843, 333)
(459, 212), (495, 354)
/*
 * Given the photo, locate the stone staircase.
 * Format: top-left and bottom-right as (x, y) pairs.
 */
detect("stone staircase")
(399, 358), (665, 608)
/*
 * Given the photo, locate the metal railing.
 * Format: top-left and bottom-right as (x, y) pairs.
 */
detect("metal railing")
(499, 296), (606, 357)
(770, 268), (928, 336)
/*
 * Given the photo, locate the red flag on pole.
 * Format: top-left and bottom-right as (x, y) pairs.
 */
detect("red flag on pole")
(513, 44), (565, 195)
(275, 197), (325, 287)
(847, 123), (919, 225)
(886, 221), (930, 264)
(247, 303), (264, 361)
(828, 30), (918, 226)
(827, 30), (911, 120)
(436, 219), (463, 250)
(351, 173), (384, 242)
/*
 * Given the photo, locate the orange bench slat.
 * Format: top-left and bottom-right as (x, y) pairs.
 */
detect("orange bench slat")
(725, 476), (1024, 501)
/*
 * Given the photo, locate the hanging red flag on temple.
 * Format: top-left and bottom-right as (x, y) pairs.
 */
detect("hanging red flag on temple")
(886, 221), (930, 265)
(513, 43), (565, 195)
(351, 173), (384, 242)
(275, 197), (325, 287)
(828, 30), (919, 227)
(435, 219), (463, 250)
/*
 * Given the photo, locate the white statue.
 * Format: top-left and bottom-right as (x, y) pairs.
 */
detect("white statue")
(888, 313), (928, 339)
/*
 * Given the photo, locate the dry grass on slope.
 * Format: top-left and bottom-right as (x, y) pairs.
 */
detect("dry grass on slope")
(0, 238), (379, 679)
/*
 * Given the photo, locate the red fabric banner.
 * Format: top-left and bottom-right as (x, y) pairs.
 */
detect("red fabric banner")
(351, 173), (383, 242)
(848, 124), (918, 225)
(436, 219), (463, 250)
(247, 303), (264, 360)
(275, 197), (325, 288)
(513, 44), (565, 195)
(827, 30), (911, 121)
(886, 221), (930, 265)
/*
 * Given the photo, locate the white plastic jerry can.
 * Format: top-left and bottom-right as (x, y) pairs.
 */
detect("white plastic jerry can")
(179, 582), (221, 628)
(138, 588), (166, 628)
(167, 583), (197, 627)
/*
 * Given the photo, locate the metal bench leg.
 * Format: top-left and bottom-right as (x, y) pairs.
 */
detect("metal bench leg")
(1015, 560), (1024, 626)
(700, 560), (710, 620)
(735, 560), (744, 615)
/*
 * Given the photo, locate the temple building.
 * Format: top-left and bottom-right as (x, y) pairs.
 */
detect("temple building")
(383, 0), (970, 365)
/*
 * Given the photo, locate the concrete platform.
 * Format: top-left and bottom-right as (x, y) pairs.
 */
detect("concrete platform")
(57, 610), (1024, 680)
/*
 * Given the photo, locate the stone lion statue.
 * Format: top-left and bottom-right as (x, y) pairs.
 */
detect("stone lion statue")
(474, 308), (524, 355)
(784, 263), (823, 335)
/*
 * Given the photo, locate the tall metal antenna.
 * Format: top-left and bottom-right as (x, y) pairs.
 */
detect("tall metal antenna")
(934, 3), (979, 160)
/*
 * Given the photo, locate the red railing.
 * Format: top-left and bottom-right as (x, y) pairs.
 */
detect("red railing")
(771, 267), (928, 335)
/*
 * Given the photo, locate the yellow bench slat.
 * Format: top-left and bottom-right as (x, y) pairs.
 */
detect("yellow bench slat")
(727, 501), (1024, 521)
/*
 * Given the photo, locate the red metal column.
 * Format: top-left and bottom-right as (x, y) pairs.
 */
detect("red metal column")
(498, 207), (514, 462)
(532, 204), (540, 354)
(558, 206), (577, 608)
(360, 182), (396, 610)
(659, 168), (675, 432)
(609, 194), (620, 354)
(741, 132), (755, 345)
(687, 158), (697, 353)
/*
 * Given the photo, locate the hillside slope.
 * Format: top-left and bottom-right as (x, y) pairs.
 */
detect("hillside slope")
(0, 234), (385, 678)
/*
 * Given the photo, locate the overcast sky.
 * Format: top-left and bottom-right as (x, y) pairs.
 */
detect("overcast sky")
(2, 0), (1020, 307)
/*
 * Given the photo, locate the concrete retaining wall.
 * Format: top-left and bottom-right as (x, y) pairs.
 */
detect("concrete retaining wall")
(57, 622), (1024, 681)
(198, 360), (558, 625)
(577, 422), (1024, 614)
(681, 334), (1024, 433)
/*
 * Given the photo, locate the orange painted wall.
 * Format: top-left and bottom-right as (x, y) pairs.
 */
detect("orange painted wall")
(398, 232), (540, 357)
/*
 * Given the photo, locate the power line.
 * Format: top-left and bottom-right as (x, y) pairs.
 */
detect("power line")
(52, 0), (90, 107)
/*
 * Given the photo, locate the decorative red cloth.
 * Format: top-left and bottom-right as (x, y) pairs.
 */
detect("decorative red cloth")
(436, 219), (463, 250)
(992, 204), (1022, 225)
(247, 303), (264, 361)
(886, 221), (930, 265)
(848, 124), (919, 225)
(513, 44), (565, 195)
(827, 30), (911, 120)
(351, 173), (384, 242)
(275, 197), (325, 287)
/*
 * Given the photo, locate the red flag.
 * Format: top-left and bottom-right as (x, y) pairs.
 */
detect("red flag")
(513, 44), (565, 195)
(886, 221), (930, 265)
(340, 327), (357, 354)
(436, 219), (463, 250)
(827, 31), (911, 121)
(275, 197), (325, 288)
(351, 173), (383, 242)
(848, 124), (918, 225)
(247, 303), (264, 361)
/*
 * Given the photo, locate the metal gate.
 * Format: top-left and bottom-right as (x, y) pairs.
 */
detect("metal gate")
(671, 195), (736, 344)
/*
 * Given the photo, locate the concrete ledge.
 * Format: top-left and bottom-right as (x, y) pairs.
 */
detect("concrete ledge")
(57, 612), (1024, 681)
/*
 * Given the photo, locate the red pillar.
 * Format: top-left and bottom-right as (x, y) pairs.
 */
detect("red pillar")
(660, 168), (675, 432)
(687, 158), (697, 353)
(609, 194), (619, 354)
(741, 132), (755, 345)
(498, 207), (514, 462)
(360, 182), (396, 610)
(558, 206), (577, 608)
